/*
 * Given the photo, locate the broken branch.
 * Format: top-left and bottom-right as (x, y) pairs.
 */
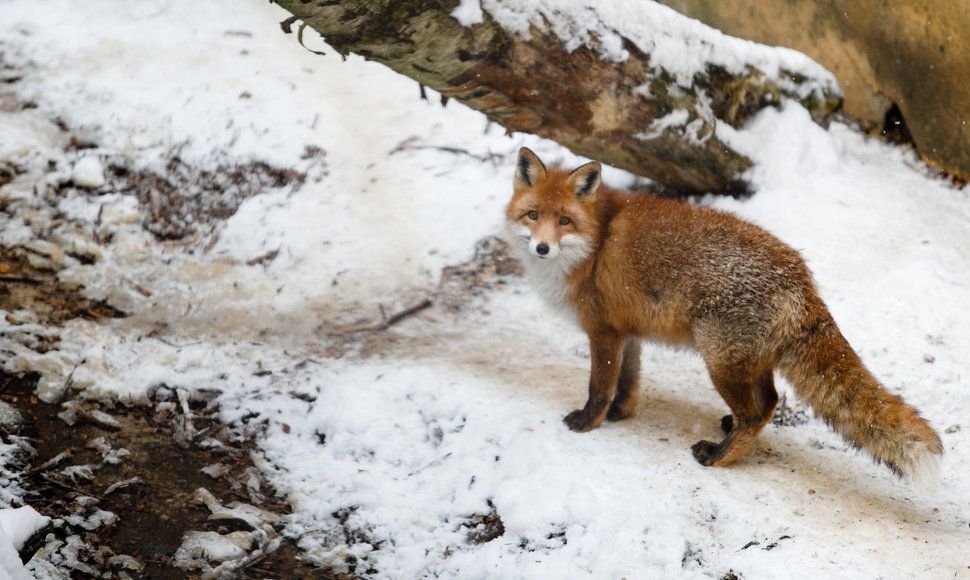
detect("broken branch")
(335, 298), (433, 334)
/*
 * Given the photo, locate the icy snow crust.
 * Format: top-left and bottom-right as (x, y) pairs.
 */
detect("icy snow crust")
(0, 0), (968, 578)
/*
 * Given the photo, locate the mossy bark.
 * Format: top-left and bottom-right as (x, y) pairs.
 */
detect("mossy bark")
(273, 0), (841, 195)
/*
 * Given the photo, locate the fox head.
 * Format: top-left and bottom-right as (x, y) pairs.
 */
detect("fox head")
(504, 148), (601, 267)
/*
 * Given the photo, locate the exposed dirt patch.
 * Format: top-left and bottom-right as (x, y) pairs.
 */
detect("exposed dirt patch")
(2, 370), (340, 579)
(462, 503), (505, 546)
(0, 245), (124, 332)
(0, 175), (344, 576)
(438, 235), (523, 312)
(0, 161), (23, 187)
(0, 111), (340, 575)
(101, 156), (307, 242)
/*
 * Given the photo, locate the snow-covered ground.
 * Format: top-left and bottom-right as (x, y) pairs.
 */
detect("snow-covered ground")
(1, 0), (969, 578)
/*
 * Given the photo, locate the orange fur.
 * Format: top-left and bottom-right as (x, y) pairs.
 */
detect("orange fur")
(505, 148), (942, 482)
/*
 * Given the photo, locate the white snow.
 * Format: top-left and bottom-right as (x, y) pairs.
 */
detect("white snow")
(69, 157), (106, 189)
(0, 0), (968, 578)
(0, 507), (49, 580)
(451, 0), (485, 27)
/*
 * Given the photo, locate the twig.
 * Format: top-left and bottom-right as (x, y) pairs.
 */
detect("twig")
(161, 232), (201, 247)
(280, 16), (326, 56)
(124, 279), (152, 297)
(0, 275), (46, 285)
(80, 407), (122, 430)
(389, 144), (504, 163)
(237, 548), (276, 575)
(407, 452), (452, 477)
(24, 450), (72, 477)
(177, 388), (196, 441)
(54, 362), (82, 406)
(201, 230), (221, 255)
(246, 247), (281, 267)
(335, 298), (432, 334)
(104, 476), (142, 496)
(39, 472), (101, 500)
(148, 335), (202, 348)
(0, 375), (13, 394)
(381, 298), (432, 328)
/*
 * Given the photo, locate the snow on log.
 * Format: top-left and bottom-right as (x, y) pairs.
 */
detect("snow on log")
(272, 0), (841, 195)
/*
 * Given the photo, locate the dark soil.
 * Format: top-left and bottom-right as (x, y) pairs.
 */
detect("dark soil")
(102, 156), (307, 242)
(2, 368), (338, 579)
(437, 235), (522, 312)
(0, 245), (125, 334)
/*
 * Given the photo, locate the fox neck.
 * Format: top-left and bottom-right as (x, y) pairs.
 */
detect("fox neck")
(504, 223), (592, 319)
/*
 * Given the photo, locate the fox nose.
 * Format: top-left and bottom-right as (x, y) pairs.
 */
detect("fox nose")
(536, 242), (550, 256)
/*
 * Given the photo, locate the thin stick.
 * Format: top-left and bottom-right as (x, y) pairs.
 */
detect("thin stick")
(335, 299), (432, 334)
(0, 275), (45, 285)
(24, 450), (72, 477)
(104, 476), (142, 496)
(39, 472), (101, 500)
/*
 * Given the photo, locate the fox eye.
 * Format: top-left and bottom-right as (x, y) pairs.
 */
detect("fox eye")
(559, 216), (571, 226)
(527, 210), (538, 220)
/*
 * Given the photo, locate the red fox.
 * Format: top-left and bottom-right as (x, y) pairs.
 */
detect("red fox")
(504, 147), (942, 483)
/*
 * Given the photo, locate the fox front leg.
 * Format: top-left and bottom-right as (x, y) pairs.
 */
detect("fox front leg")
(607, 338), (641, 422)
(564, 330), (625, 432)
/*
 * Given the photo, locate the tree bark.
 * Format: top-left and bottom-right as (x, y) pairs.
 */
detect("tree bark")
(272, 0), (841, 195)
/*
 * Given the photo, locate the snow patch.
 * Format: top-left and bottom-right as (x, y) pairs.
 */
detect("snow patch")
(451, 0), (484, 26)
(0, 507), (50, 580)
(70, 157), (105, 189)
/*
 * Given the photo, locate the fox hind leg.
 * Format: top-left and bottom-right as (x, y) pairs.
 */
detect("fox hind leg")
(719, 371), (778, 433)
(692, 364), (778, 467)
(607, 338), (641, 422)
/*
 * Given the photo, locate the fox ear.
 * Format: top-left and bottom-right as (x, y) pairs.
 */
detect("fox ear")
(514, 147), (546, 188)
(568, 162), (601, 199)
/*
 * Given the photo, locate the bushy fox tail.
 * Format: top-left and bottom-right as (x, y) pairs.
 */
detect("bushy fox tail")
(777, 309), (942, 484)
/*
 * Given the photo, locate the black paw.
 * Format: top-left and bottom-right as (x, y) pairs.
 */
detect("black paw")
(564, 409), (596, 432)
(720, 414), (734, 434)
(691, 440), (721, 466)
